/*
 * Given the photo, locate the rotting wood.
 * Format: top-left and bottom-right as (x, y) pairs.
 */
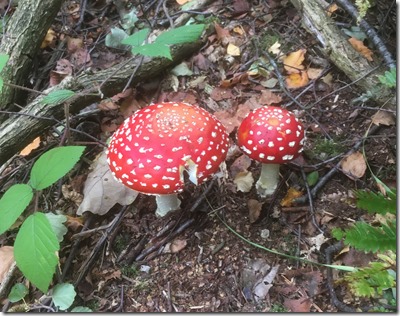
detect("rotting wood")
(289, 0), (395, 109)
(0, 40), (203, 166)
(0, 0), (63, 113)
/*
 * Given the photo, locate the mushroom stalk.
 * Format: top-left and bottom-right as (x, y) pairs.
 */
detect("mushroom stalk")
(155, 194), (182, 217)
(256, 163), (280, 198)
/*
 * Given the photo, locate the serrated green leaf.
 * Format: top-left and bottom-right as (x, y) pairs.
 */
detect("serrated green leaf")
(355, 190), (396, 215)
(14, 213), (60, 293)
(71, 306), (93, 312)
(378, 67), (396, 88)
(121, 28), (150, 47)
(8, 283), (28, 303)
(131, 43), (172, 60)
(155, 24), (204, 45)
(29, 146), (85, 190)
(105, 27), (129, 49)
(0, 53), (9, 72)
(45, 213), (68, 242)
(52, 283), (76, 310)
(0, 184), (33, 234)
(306, 171), (319, 187)
(42, 90), (75, 105)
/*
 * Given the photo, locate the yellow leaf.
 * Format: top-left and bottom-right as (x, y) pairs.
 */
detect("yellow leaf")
(283, 49), (306, 74)
(348, 37), (373, 61)
(280, 187), (303, 207)
(20, 137), (41, 156)
(41, 28), (56, 49)
(285, 71), (309, 89)
(233, 26), (244, 35)
(227, 43), (241, 56)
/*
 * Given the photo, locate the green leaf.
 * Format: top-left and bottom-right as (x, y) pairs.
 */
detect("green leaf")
(378, 67), (396, 88)
(342, 26), (367, 41)
(105, 27), (129, 49)
(355, 190), (396, 215)
(306, 171), (319, 187)
(121, 28), (150, 47)
(120, 9), (139, 32)
(0, 184), (33, 234)
(14, 212), (60, 293)
(8, 283), (28, 303)
(52, 283), (76, 310)
(155, 24), (204, 45)
(41, 90), (75, 105)
(131, 43), (172, 60)
(71, 306), (93, 312)
(0, 53), (9, 72)
(29, 146), (85, 190)
(45, 213), (68, 242)
(171, 62), (193, 76)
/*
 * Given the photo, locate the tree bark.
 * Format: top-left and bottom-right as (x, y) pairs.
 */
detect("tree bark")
(0, 0), (63, 112)
(0, 41), (203, 166)
(290, 0), (395, 109)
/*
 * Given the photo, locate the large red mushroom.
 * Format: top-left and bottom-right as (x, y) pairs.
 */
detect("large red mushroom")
(107, 102), (230, 216)
(237, 106), (305, 197)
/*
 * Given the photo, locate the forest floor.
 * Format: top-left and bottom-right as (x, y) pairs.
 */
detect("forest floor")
(0, 0), (396, 312)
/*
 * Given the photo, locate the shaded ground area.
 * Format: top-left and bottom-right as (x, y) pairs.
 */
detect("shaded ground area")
(0, 0), (396, 312)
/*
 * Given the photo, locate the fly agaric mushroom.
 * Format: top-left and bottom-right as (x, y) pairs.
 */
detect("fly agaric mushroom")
(237, 106), (305, 197)
(107, 102), (230, 217)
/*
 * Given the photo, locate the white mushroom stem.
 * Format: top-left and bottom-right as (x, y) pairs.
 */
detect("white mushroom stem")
(155, 194), (182, 217)
(256, 163), (281, 198)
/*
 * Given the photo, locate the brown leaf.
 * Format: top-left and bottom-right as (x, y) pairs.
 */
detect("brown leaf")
(340, 151), (367, 179)
(0, 246), (14, 283)
(259, 89), (282, 105)
(41, 28), (56, 49)
(20, 137), (40, 156)
(210, 87), (235, 101)
(307, 67), (323, 80)
(326, 3), (339, 16)
(348, 37), (373, 61)
(248, 199), (263, 223)
(283, 49), (306, 74)
(164, 239), (187, 253)
(214, 23), (232, 45)
(371, 110), (395, 126)
(67, 37), (84, 53)
(220, 72), (249, 88)
(284, 297), (312, 312)
(230, 154), (252, 178)
(70, 48), (92, 68)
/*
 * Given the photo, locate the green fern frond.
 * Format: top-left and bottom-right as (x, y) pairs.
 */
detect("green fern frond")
(332, 220), (396, 253)
(355, 190), (396, 215)
(343, 261), (395, 298)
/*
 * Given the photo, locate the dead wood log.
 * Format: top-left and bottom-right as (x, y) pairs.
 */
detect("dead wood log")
(0, 0), (63, 112)
(289, 0), (395, 109)
(0, 41), (203, 166)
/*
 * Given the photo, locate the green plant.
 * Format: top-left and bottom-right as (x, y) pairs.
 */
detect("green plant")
(378, 67), (396, 88)
(332, 181), (396, 302)
(269, 303), (288, 312)
(0, 146), (90, 310)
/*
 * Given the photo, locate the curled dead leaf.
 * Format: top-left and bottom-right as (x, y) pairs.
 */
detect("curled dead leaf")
(233, 171), (254, 193)
(340, 151), (366, 179)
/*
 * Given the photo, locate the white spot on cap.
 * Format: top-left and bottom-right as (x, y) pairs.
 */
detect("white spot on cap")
(163, 184), (170, 189)
(259, 153), (265, 159)
(288, 141), (296, 147)
(211, 156), (217, 161)
(154, 165), (161, 170)
(167, 158), (173, 163)
(268, 141), (274, 147)
(259, 139), (265, 144)
(126, 181), (133, 186)
(122, 174), (129, 179)
(241, 146), (252, 155)
(152, 184), (158, 188)
(267, 156), (275, 160)
(285, 129), (292, 134)
(125, 145), (131, 151)
(127, 158), (133, 165)
(279, 147), (284, 151)
(248, 140), (253, 145)
(138, 163), (144, 168)
(144, 174), (152, 179)
(118, 153), (123, 159)
(282, 155), (294, 160)
(172, 147), (182, 152)
(154, 155), (163, 159)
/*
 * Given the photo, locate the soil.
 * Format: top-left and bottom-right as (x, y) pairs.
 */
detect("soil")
(0, 0), (396, 313)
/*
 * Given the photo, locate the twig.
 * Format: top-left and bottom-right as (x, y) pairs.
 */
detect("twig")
(75, 0), (88, 31)
(334, 0), (396, 69)
(73, 206), (131, 287)
(294, 124), (381, 204)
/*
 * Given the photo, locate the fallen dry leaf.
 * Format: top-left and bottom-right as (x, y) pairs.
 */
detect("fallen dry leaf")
(41, 28), (56, 49)
(268, 41), (281, 55)
(248, 199), (263, 223)
(284, 297), (312, 312)
(233, 171), (254, 193)
(371, 110), (395, 126)
(67, 37), (84, 53)
(307, 67), (323, 80)
(283, 49), (306, 74)
(227, 43), (241, 56)
(20, 136), (40, 156)
(233, 26), (244, 35)
(163, 239), (187, 253)
(326, 3), (339, 16)
(259, 89), (282, 105)
(340, 151), (367, 179)
(253, 265), (280, 302)
(230, 154), (252, 178)
(210, 87), (235, 101)
(76, 150), (139, 216)
(214, 22), (232, 45)
(65, 215), (84, 231)
(280, 187), (303, 207)
(348, 37), (373, 61)
(0, 246), (14, 283)
(285, 71), (309, 89)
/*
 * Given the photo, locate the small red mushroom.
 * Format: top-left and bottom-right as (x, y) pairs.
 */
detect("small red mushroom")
(107, 102), (230, 216)
(237, 106), (305, 197)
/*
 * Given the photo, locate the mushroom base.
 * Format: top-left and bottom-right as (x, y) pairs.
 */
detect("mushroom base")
(256, 163), (280, 198)
(155, 194), (182, 217)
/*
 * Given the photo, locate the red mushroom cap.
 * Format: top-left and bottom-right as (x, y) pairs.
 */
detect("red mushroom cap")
(237, 106), (304, 164)
(107, 102), (230, 195)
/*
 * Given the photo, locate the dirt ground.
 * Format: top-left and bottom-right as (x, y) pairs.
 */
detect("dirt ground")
(0, 0), (396, 312)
